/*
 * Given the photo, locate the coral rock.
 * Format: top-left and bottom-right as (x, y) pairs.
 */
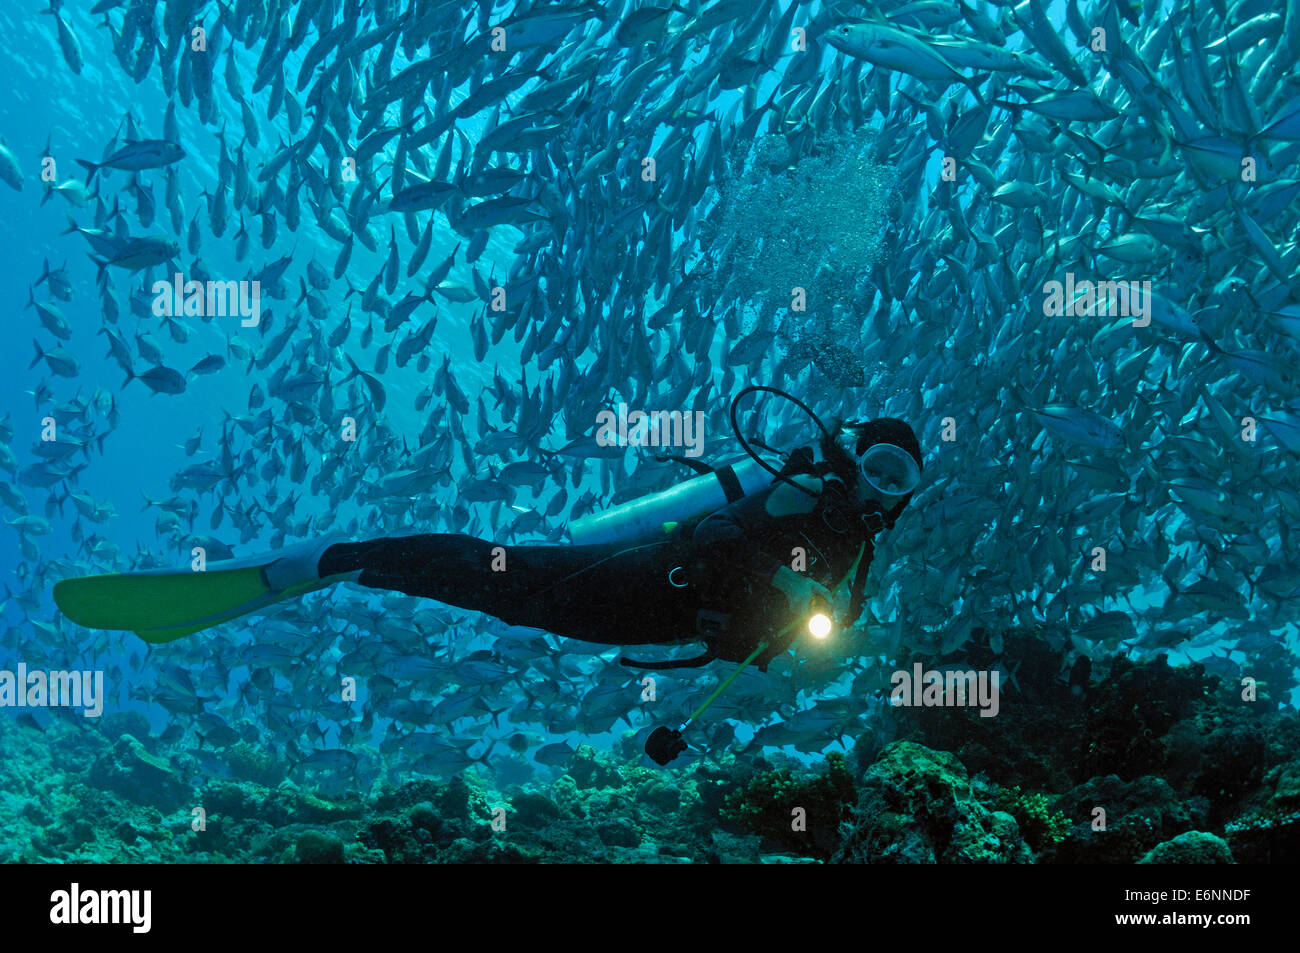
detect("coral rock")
(835, 742), (1032, 864)
(1138, 831), (1234, 864)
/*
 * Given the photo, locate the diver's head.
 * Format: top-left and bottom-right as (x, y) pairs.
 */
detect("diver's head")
(822, 418), (923, 528)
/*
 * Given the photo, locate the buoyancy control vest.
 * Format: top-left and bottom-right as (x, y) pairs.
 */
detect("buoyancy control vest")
(616, 443), (873, 671)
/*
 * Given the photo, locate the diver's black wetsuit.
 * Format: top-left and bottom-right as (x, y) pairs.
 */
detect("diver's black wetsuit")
(319, 449), (879, 670)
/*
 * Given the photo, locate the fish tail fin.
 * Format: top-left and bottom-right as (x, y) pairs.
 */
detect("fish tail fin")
(1004, 383), (1035, 410)
(25, 286), (35, 310)
(963, 73), (989, 106)
(29, 338), (44, 370)
(60, 214), (79, 236)
(341, 352), (362, 384)
(74, 158), (99, 184)
(990, 99), (1023, 123)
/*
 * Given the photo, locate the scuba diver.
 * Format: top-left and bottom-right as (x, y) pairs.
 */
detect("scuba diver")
(298, 410), (919, 673)
(54, 388), (922, 760)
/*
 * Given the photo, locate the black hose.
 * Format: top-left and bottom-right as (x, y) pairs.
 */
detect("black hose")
(728, 385), (831, 499)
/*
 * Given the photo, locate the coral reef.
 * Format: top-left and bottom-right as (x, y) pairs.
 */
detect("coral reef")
(1079, 656), (1213, 781)
(993, 786), (1072, 852)
(1138, 831), (1234, 864)
(1, 629), (1297, 864)
(722, 751), (856, 859)
(1043, 774), (1204, 864)
(834, 742), (1032, 864)
(855, 635), (1299, 865)
(88, 734), (191, 811)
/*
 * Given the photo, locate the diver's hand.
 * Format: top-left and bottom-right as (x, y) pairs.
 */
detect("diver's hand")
(770, 567), (833, 617)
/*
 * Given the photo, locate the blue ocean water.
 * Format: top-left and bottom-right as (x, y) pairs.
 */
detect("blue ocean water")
(1, 0), (1298, 865)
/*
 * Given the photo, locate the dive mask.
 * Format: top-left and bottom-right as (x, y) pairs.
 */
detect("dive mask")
(858, 442), (921, 498)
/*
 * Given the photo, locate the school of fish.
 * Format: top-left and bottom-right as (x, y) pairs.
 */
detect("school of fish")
(4, 0), (1300, 787)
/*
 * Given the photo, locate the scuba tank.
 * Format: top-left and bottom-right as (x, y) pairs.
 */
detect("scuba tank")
(568, 386), (833, 547)
(567, 457), (771, 546)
